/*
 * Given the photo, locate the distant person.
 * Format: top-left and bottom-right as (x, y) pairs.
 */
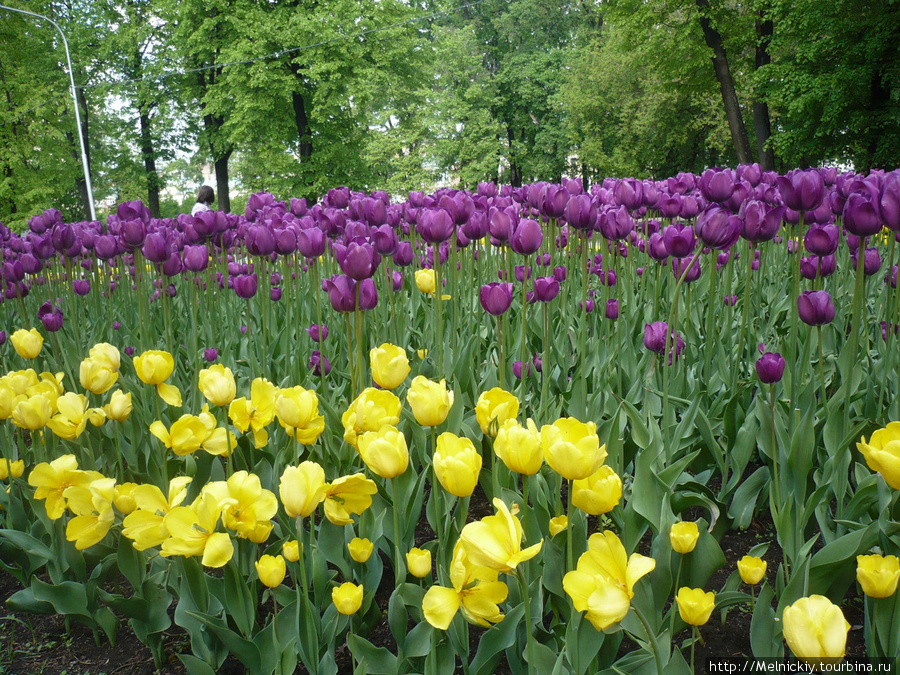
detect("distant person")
(191, 185), (215, 215)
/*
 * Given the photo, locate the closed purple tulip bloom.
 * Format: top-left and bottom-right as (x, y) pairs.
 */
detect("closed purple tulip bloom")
(801, 254), (837, 279)
(204, 348), (218, 362)
(393, 241), (414, 267)
(563, 194), (597, 230)
(233, 274), (258, 299)
(334, 241), (380, 280)
(643, 322), (669, 354)
(391, 270), (402, 292)
(533, 276), (560, 302)
(309, 350), (332, 376)
(852, 247), (882, 276)
(739, 200), (784, 243)
(756, 352), (786, 384)
(541, 185), (570, 219)
(797, 290), (835, 326)
(73, 279), (90, 296)
(124, 346), (135, 356)
(141, 232), (169, 263)
(843, 183), (883, 237)
(162, 253), (183, 277)
(777, 170), (825, 212)
(600, 206), (634, 240)
(37, 301), (64, 332)
(605, 299), (619, 320)
(662, 222), (696, 258)
(804, 223), (839, 256)
(307, 324), (328, 342)
(672, 255), (701, 282)
(0, 331), (6, 345)
(680, 195), (701, 219)
(322, 275), (357, 312)
(480, 282), (514, 316)
(614, 179), (644, 210)
(658, 194), (683, 219)
(696, 206), (742, 250)
(270, 287), (282, 301)
(553, 265), (567, 283)
(699, 168), (735, 203)
(298, 227), (326, 258)
(512, 360), (533, 380)
(417, 208), (455, 243)
(121, 220), (147, 248)
(881, 173), (900, 231)
(358, 278), (378, 310)
(183, 245), (209, 272)
(510, 218), (544, 255)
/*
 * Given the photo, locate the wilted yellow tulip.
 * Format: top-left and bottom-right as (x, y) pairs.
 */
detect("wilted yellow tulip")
(407, 548), (432, 578)
(434, 432), (482, 498)
(64, 477), (117, 550)
(11, 328), (43, 359)
(28, 455), (104, 520)
(341, 388), (402, 448)
(198, 364), (236, 407)
(324, 474), (378, 526)
(275, 386), (325, 445)
(856, 554), (900, 598)
(79, 357), (119, 395)
(415, 269), (436, 295)
(161, 492), (235, 567)
(89, 343), (120, 372)
(0, 458), (25, 481)
(563, 530), (656, 631)
(279, 462), (327, 518)
(46, 392), (90, 440)
(406, 376), (454, 427)
(572, 465), (622, 515)
(228, 378), (277, 448)
(549, 515), (568, 537)
(493, 419), (543, 475)
(857, 422), (900, 490)
(283, 540), (300, 562)
(459, 498), (542, 573)
(134, 350), (182, 407)
(121, 476), (192, 550)
(783, 595), (850, 667)
(676, 587), (716, 626)
(541, 417), (606, 481)
(255, 555), (287, 588)
(475, 388), (519, 437)
(348, 538), (374, 563)
(370, 343), (411, 390)
(11, 394), (52, 430)
(737, 556), (767, 585)
(204, 471), (278, 540)
(332, 582), (364, 615)
(423, 543), (507, 629)
(104, 390), (133, 422)
(670, 521), (700, 554)
(357, 425), (409, 479)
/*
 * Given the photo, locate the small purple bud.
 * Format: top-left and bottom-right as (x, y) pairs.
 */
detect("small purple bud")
(270, 287), (282, 301)
(308, 350), (332, 376)
(204, 348), (219, 362)
(756, 352), (786, 384)
(123, 346), (135, 356)
(113, 321), (121, 330)
(73, 279), (91, 296)
(605, 299), (619, 320)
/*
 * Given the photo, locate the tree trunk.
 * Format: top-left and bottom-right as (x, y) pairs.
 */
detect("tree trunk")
(292, 89), (313, 160)
(752, 12), (776, 171)
(139, 108), (161, 218)
(214, 150), (232, 213)
(507, 125), (522, 187)
(863, 71), (890, 171)
(695, 0), (753, 164)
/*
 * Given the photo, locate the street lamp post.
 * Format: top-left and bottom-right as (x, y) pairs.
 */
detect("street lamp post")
(1, 4), (97, 220)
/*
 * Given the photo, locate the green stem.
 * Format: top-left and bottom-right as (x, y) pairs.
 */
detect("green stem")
(516, 570), (536, 675)
(566, 479), (574, 572)
(391, 477), (404, 585)
(632, 604), (666, 675)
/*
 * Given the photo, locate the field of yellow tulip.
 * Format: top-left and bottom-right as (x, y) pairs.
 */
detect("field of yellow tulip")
(2, 175), (900, 673)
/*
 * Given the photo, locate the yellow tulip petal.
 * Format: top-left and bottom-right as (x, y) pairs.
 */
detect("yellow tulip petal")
(202, 532), (234, 568)
(423, 586), (462, 630)
(157, 383), (183, 407)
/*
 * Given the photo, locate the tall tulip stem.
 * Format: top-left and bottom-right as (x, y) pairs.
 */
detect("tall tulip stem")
(516, 569), (536, 675)
(390, 476), (404, 586)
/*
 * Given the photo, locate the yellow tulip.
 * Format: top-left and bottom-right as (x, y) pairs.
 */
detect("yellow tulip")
(150, 414), (212, 456)
(540, 417), (606, 480)
(459, 498), (543, 573)
(670, 521), (700, 554)
(87, 407), (106, 427)
(341, 388), (402, 448)
(0, 383), (20, 420)
(332, 582), (364, 615)
(675, 587), (716, 626)
(203, 471), (278, 540)
(89, 343), (120, 372)
(46, 392), (90, 440)
(417, 349), (428, 360)
(348, 538), (374, 563)
(28, 455), (103, 520)
(283, 540), (300, 562)
(134, 350), (182, 407)
(255, 554), (287, 588)
(323, 474), (378, 526)
(246, 520), (273, 544)
(572, 465), (622, 515)
(11, 328), (43, 359)
(0, 458), (25, 481)
(783, 595), (850, 667)
(857, 422), (900, 490)
(279, 462), (327, 518)
(563, 530), (656, 631)
(549, 515), (568, 537)
(856, 554), (900, 598)
(737, 556), (767, 585)
(228, 378), (277, 448)
(494, 419), (543, 475)
(423, 543), (507, 629)
(415, 269), (436, 295)
(275, 386), (325, 445)
(475, 388), (519, 437)
(11, 394), (52, 430)
(406, 548), (432, 578)
(64, 477), (117, 550)
(406, 376), (454, 427)
(2, 369), (39, 396)
(434, 432), (482, 498)
(113, 482), (140, 514)
(79, 357), (119, 395)
(198, 364), (236, 407)
(357, 425), (409, 479)
(122, 476), (192, 550)
(370, 343), (411, 390)
(161, 492), (235, 568)
(104, 390), (133, 422)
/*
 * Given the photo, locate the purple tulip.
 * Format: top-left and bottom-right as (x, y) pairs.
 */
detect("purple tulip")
(696, 206), (742, 250)
(801, 255), (836, 280)
(393, 241), (414, 267)
(756, 352), (786, 384)
(605, 299), (619, 320)
(699, 168), (735, 203)
(183, 245), (209, 272)
(334, 241), (380, 280)
(797, 290), (835, 326)
(643, 321), (685, 363)
(124, 346), (135, 356)
(541, 185), (570, 219)
(553, 266), (567, 283)
(881, 173), (900, 231)
(662, 223), (696, 258)
(563, 194), (597, 230)
(270, 287), (282, 301)
(417, 208), (455, 243)
(843, 183), (883, 237)
(777, 170), (825, 212)
(600, 206), (634, 240)
(804, 223), (839, 256)
(204, 348), (219, 362)
(614, 179), (643, 210)
(723, 295), (738, 306)
(480, 282), (514, 316)
(233, 274), (258, 299)
(142, 232), (169, 263)
(121, 220), (147, 248)
(533, 276), (560, 302)
(510, 219), (544, 255)
(0, 331), (6, 346)
(851, 247), (882, 276)
(672, 255), (701, 283)
(73, 279), (90, 296)
(391, 270), (402, 292)
(512, 360), (533, 380)
(323, 275), (357, 312)
(357, 278), (378, 310)
(298, 227), (326, 258)
(739, 201), (784, 242)
(37, 301), (64, 332)
(308, 324), (328, 342)
(308, 350), (332, 376)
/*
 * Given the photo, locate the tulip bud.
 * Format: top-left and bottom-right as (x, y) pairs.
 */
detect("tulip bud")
(11, 328), (43, 359)
(670, 521), (699, 554)
(255, 554), (287, 588)
(783, 595), (850, 667)
(406, 548), (432, 578)
(755, 352), (785, 384)
(370, 343), (411, 390)
(572, 465), (623, 515)
(434, 432), (482, 498)
(406, 376), (454, 427)
(856, 554), (900, 599)
(332, 582), (364, 615)
(549, 515), (568, 537)
(675, 587), (716, 626)
(737, 555), (767, 585)
(348, 537), (375, 563)
(283, 540), (300, 562)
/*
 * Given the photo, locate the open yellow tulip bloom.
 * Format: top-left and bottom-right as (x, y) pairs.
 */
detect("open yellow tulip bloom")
(676, 587), (716, 626)
(134, 350), (182, 407)
(161, 492), (235, 568)
(370, 343), (411, 390)
(434, 432), (482, 498)
(324, 474), (377, 526)
(572, 465), (622, 515)
(28, 455), (103, 520)
(407, 376), (454, 427)
(475, 388), (519, 437)
(275, 385), (325, 444)
(783, 595), (850, 667)
(670, 521), (700, 554)
(46, 392), (90, 440)
(11, 328), (43, 359)
(228, 377), (277, 448)
(549, 515), (569, 537)
(423, 544), (507, 630)
(122, 477), (192, 550)
(856, 554), (900, 598)
(12, 394), (53, 430)
(64, 477), (117, 550)
(203, 471), (278, 539)
(541, 417), (606, 481)
(459, 498), (542, 573)
(857, 422), (900, 490)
